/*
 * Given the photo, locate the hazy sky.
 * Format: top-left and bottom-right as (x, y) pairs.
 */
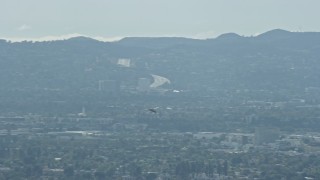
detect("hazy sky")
(1, 0), (320, 41)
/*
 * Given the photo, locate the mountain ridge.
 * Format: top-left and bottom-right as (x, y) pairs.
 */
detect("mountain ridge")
(2, 29), (319, 44)
(1, 29), (320, 93)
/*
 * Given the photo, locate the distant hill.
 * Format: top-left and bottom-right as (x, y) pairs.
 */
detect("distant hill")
(1, 29), (320, 93)
(257, 29), (293, 40)
(215, 32), (244, 40)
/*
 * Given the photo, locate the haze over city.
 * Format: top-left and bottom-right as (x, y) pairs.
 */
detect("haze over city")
(2, 1), (320, 179)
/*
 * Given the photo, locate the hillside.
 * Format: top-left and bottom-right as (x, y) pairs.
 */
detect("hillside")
(1, 29), (320, 114)
(1, 29), (320, 91)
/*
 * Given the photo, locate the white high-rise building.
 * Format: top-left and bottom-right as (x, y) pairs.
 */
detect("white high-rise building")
(78, 107), (87, 117)
(117, 58), (131, 67)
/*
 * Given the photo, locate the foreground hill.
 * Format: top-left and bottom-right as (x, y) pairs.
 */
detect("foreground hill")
(1, 29), (320, 91)
(1, 29), (320, 116)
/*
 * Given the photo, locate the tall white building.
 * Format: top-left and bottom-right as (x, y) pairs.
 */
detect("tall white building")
(117, 58), (131, 67)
